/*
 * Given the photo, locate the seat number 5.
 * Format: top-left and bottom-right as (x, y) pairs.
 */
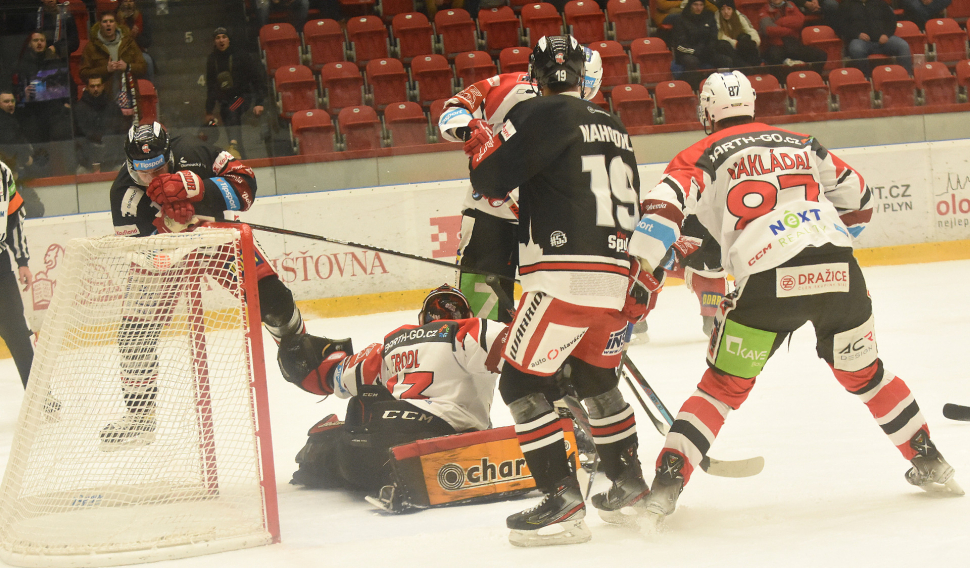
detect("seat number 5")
(582, 154), (638, 231)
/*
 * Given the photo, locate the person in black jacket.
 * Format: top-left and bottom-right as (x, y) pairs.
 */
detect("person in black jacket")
(673, 0), (733, 90)
(14, 31), (73, 145)
(204, 27), (268, 159)
(30, 0), (80, 59)
(74, 75), (128, 173)
(0, 90), (36, 180)
(838, 0), (912, 76)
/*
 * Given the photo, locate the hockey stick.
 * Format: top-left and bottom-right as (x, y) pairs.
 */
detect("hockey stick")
(231, 221), (517, 283)
(943, 403), (970, 421)
(621, 353), (765, 478)
(620, 369), (668, 436)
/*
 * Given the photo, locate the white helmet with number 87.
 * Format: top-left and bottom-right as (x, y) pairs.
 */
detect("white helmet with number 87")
(697, 70), (756, 134)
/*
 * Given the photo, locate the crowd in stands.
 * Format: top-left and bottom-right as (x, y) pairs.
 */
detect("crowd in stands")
(0, 0), (970, 201)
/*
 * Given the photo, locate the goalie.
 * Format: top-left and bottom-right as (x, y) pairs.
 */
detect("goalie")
(102, 121), (306, 450)
(277, 285), (508, 505)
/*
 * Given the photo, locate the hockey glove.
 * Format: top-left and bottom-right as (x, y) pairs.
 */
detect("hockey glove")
(660, 235), (702, 272)
(462, 118), (492, 158)
(146, 170), (204, 206)
(622, 258), (664, 323)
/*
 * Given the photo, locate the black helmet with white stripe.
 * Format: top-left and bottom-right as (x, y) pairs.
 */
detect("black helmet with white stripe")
(125, 121), (172, 185)
(530, 35), (586, 95)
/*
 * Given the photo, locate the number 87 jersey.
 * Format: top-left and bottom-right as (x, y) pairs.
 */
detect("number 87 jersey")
(630, 122), (873, 284)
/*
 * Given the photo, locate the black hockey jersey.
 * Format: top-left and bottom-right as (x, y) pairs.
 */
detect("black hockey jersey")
(110, 136), (257, 237)
(469, 93), (640, 309)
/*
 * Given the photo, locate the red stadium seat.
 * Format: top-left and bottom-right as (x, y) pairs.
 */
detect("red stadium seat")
(347, 15), (391, 66)
(66, 0), (89, 41)
(319, 62), (364, 115)
(786, 70), (830, 115)
(259, 23), (303, 77)
(290, 109), (337, 154)
(70, 40), (86, 88)
(925, 18), (967, 64)
(510, 0), (533, 12)
(135, 79), (158, 125)
(410, 54), (457, 107)
(588, 40), (630, 90)
(610, 84), (654, 127)
(339, 106), (384, 151)
(275, 65), (320, 119)
(304, 19), (347, 72)
(435, 9), (479, 58)
(500, 46), (532, 73)
(366, 57), (409, 109)
(606, 0), (649, 45)
(735, 0), (766, 24)
(454, 51), (498, 88)
(392, 12), (435, 61)
(801, 25), (843, 72)
(630, 37), (673, 86)
(384, 101), (430, 146)
(377, 0), (416, 21)
(564, 0), (607, 44)
(955, 59), (970, 100)
(520, 3), (564, 48)
(872, 64), (916, 108)
(749, 73), (788, 117)
(914, 62), (958, 105)
(829, 67), (873, 111)
(894, 20), (926, 59)
(950, 0), (970, 20)
(654, 80), (697, 124)
(589, 89), (610, 112)
(478, 7), (523, 55)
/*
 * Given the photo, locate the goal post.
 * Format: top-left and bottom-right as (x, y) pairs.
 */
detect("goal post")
(0, 224), (280, 567)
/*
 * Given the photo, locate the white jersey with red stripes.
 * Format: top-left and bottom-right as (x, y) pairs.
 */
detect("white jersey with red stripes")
(331, 318), (507, 432)
(629, 122), (873, 283)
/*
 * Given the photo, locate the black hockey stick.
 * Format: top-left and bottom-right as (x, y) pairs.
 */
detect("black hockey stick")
(943, 403), (970, 421)
(231, 221), (517, 283)
(621, 353), (765, 478)
(620, 369), (669, 436)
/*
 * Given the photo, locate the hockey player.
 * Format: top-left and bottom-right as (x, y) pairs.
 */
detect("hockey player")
(630, 70), (963, 529)
(102, 121), (306, 450)
(466, 35), (661, 546)
(438, 47), (602, 322)
(277, 285), (505, 506)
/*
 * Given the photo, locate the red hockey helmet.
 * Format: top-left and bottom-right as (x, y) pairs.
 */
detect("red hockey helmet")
(419, 284), (472, 324)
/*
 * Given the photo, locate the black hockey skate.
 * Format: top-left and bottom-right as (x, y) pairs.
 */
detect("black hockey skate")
(641, 451), (686, 531)
(591, 447), (650, 526)
(905, 431), (964, 495)
(99, 408), (156, 451)
(507, 476), (590, 547)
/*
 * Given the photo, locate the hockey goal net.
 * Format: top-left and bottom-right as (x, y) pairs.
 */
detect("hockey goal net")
(0, 224), (279, 567)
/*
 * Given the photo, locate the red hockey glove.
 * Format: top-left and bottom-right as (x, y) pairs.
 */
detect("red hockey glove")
(622, 258), (664, 323)
(152, 201), (196, 234)
(146, 170), (204, 205)
(462, 119), (492, 158)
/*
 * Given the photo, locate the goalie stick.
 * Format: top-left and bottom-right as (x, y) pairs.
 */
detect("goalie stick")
(943, 403), (970, 421)
(621, 353), (765, 478)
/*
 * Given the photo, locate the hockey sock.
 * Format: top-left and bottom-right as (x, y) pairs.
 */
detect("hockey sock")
(832, 359), (928, 460)
(587, 403), (639, 480)
(510, 393), (572, 491)
(660, 380), (734, 485)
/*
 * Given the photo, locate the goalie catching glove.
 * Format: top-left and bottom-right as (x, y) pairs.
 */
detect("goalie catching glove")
(622, 258), (664, 323)
(278, 334), (354, 396)
(146, 170), (205, 206)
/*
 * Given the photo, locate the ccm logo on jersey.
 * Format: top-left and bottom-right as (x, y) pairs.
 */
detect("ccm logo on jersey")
(776, 263), (849, 297)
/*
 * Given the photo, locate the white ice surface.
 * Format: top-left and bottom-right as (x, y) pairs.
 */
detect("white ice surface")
(1, 260), (969, 567)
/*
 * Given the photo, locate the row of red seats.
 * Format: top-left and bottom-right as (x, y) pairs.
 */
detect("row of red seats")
(289, 103), (435, 154)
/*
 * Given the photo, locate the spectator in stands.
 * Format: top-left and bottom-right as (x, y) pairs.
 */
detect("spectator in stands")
(791, 0), (839, 30)
(838, 0), (912, 76)
(900, 0), (950, 31)
(80, 11), (148, 116)
(14, 31), (73, 144)
(74, 75), (128, 174)
(673, 0), (733, 90)
(255, 0), (310, 31)
(758, 0), (827, 78)
(0, 90), (36, 181)
(32, 0), (80, 59)
(651, 0), (716, 43)
(205, 27), (268, 159)
(117, 0), (155, 81)
(715, 0), (761, 69)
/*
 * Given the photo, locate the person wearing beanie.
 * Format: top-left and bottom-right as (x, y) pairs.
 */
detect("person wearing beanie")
(204, 27), (268, 159)
(715, 0), (761, 69)
(672, 0), (733, 90)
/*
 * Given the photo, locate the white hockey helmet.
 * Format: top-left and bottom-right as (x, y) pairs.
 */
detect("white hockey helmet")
(582, 46), (603, 101)
(698, 70), (756, 133)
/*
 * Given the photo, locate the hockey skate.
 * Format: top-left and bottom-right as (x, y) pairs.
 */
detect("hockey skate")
(905, 431), (964, 496)
(641, 451), (686, 531)
(507, 476), (591, 547)
(365, 484), (419, 514)
(99, 408), (156, 451)
(591, 447), (651, 526)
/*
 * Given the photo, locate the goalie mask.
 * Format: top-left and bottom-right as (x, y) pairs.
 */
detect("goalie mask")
(126, 121), (173, 186)
(419, 284), (472, 324)
(698, 70), (756, 134)
(529, 35), (586, 95)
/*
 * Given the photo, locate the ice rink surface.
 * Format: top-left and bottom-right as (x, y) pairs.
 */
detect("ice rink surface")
(1, 259), (969, 568)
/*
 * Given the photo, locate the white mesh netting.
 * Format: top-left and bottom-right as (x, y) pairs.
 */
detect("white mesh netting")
(0, 228), (276, 567)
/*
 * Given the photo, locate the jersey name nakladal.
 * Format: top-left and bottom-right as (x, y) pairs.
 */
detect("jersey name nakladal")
(630, 122), (873, 283)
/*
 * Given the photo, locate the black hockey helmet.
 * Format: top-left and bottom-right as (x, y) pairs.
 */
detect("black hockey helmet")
(125, 121), (172, 183)
(419, 284), (472, 324)
(529, 35), (586, 94)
